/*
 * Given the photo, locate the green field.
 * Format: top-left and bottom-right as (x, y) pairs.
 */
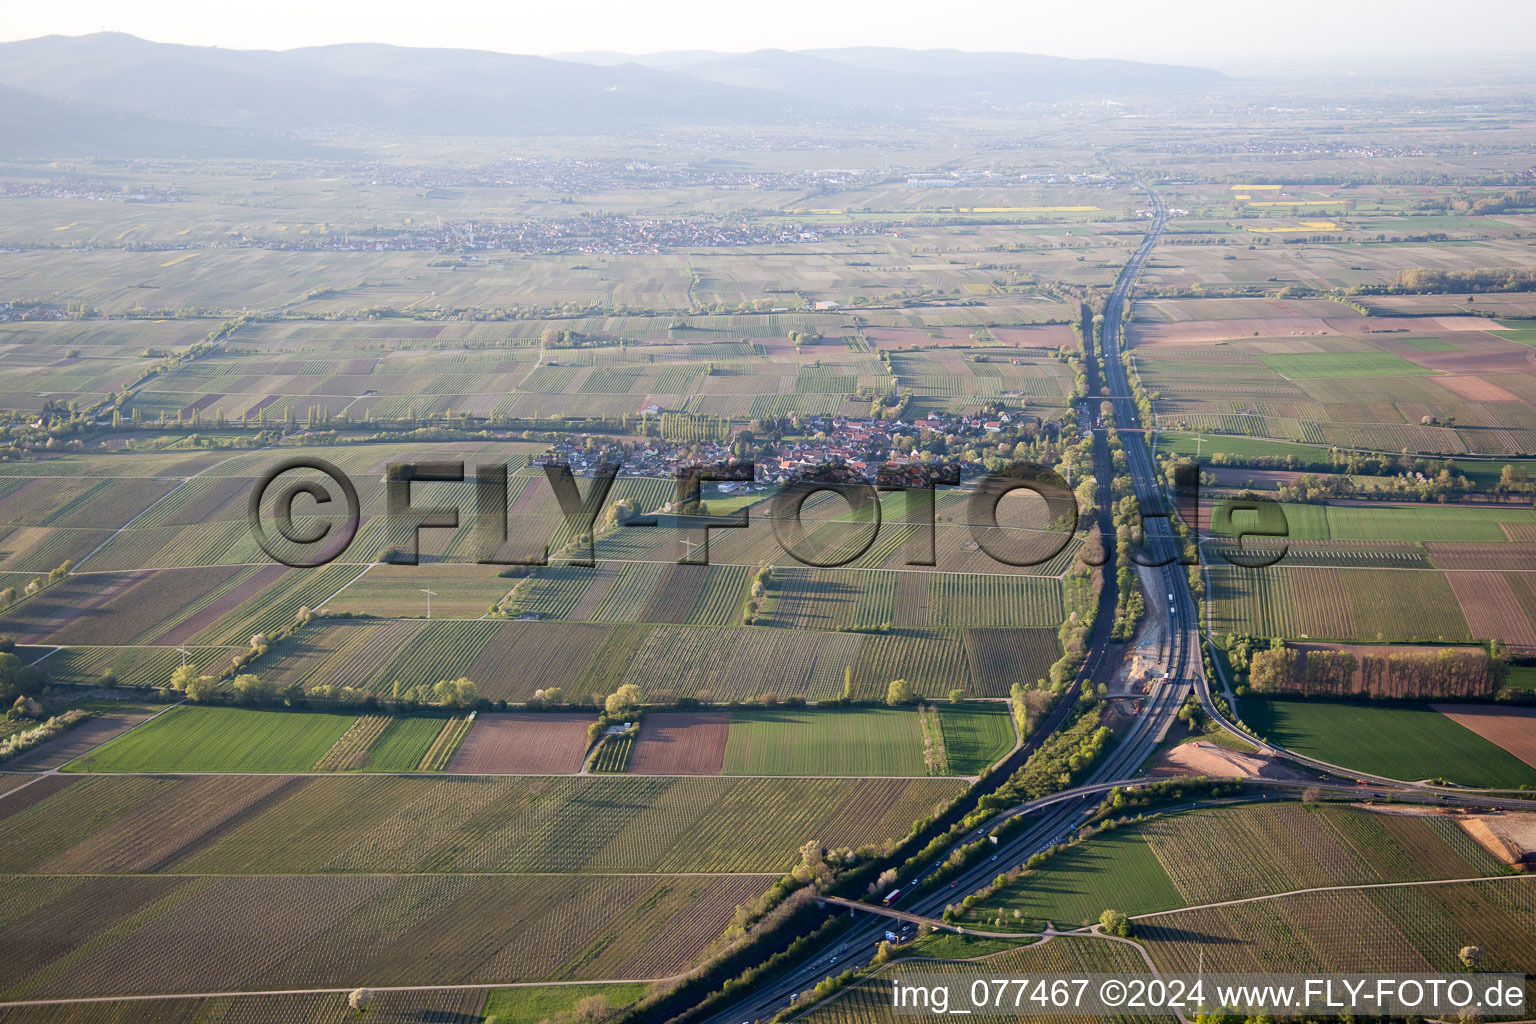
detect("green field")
(1242, 699), (1536, 788)
(1266, 502), (1534, 543)
(363, 716), (447, 771)
(965, 801), (1508, 932)
(68, 705), (360, 773)
(1494, 326), (1536, 347)
(905, 932), (1038, 959)
(1257, 352), (1437, 379)
(1154, 432), (1329, 462)
(1453, 460), (1536, 488)
(1400, 336), (1462, 352)
(1505, 665), (1536, 692)
(976, 827), (1185, 929)
(482, 983), (647, 1024)
(938, 702), (1017, 774)
(721, 707), (927, 776)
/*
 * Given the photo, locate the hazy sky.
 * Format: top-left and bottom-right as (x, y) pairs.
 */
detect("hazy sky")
(3, 0), (1532, 65)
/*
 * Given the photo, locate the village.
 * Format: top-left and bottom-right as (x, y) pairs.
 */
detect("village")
(533, 405), (1072, 489)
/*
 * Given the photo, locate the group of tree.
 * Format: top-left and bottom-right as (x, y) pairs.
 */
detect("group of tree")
(1410, 188), (1536, 216)
(1110, 494), (1147, 641)
(1098, 908), (1133, 938)
(0, 641), (44, 710)
(169, 665), (481, 710)
(588, 684), (644, 744)
(1247, 640), (1503, 700)
(977, 706), (1110, 808)
(1391, 266), (1536, 294)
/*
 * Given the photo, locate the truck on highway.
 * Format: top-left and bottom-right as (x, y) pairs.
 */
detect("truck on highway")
(882, 890), (901, 905)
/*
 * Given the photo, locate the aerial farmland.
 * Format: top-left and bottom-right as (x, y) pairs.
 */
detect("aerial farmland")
(2, 21), (1536, 1024)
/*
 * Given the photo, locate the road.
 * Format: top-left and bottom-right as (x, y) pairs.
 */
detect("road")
(696, 181), (1536, 1024)
(696, 184), (1185, 1024)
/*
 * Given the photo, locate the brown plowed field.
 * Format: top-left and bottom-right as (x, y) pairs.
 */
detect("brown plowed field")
(1404, 348), (1535, 374)
(1337, 315), (1500, 333)
(445, 713), (592, 774)
(8, 708), (161, 770)
(1431, 704), (1536, 769)
(627, 711), (728, 775)
(1434, 375), (1521, 402)
(1428, 544), (1536, 571)
(1447, 571), (1536, 651)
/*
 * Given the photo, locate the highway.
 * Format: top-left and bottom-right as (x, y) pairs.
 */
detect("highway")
(696, 184), (1188, 1024)
(694, 181), (1536, 1024)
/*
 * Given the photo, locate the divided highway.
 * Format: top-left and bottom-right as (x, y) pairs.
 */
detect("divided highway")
(697, 184), (1183, 1024)
(696, 182), (1536, 1024)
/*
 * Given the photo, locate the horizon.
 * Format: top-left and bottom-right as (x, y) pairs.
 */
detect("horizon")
(4, 0), (1536, 72)
(5, 3), (1536, 1019)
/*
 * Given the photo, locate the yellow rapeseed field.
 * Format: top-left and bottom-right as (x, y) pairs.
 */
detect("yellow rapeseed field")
(1244, 220), (1339, 233)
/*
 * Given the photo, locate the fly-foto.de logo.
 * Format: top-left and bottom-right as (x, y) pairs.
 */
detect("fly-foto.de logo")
(247, 457), (1292, 569)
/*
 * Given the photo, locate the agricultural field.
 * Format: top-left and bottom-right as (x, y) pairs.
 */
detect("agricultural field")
(938, 701), (1018, 774)
(1138, 877), (1536, 981)
(2, 703), (162, 771)
(964, 802), (1508, 931)
(1208, 565), (1473, 642)
(627, 711), (731, 775)
(1128, 297), (1536, 456)
(799, 936), (1163, 1024)
(483, 984), (648, 1024)
(0, 873), (772, 998)
(66, 705), (361, 773)
(1429, 705), (1536, 771)
(342, 716), (450, 771)
(589, 730), (635, 772)
(720, 707), (929, 776)
(248, 616), (1059, 704)
(13, 65), (1536, 1018)
(1241, 699), (1536, 788)
(445, 713), (594, 773)
(0, 774), (967, 874)
(621, 705), (1013, 777)
(0, 989), (496, 1024)
(322, 564), (517, 618)
(1505, 664), (1536, 692)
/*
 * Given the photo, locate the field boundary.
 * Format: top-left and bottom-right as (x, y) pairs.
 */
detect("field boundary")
(0, 977), (672, 1010)
(1135, 869), (1536, 920)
